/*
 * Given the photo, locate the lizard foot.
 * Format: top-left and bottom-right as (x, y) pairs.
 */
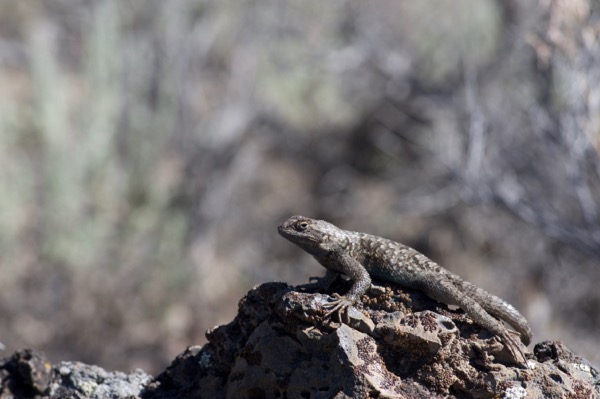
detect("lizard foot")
(323, 293), (353, 324)
(500, 331), (528, 368)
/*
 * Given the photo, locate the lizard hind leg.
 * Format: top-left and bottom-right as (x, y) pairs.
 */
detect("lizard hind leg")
(477, 292), (532, 346)
(446, 275), (532, 346)
(448, 274), (532, 346)
(420, 275), (528, 367)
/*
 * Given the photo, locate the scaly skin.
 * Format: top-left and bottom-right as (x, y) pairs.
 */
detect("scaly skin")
(278, 215), (532, 367)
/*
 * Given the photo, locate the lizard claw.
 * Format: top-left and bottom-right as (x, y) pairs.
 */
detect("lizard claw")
(323, 294), (353, 324)
(500, 331), (528, 367)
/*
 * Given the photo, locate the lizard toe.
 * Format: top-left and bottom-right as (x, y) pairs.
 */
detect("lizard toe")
(323, 294), (353, 323)
(500, 331), (528, 368)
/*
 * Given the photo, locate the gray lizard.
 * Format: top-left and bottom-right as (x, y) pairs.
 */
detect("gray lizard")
(278, 215), (532, 366)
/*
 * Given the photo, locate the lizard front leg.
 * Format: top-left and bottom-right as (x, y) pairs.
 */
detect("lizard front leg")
(322, 251), (371, 323)
(298, 269), (339, 292)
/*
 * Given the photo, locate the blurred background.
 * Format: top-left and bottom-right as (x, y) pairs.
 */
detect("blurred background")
(1, 0), (599, 374)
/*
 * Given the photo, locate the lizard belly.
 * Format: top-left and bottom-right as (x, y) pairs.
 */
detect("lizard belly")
(363, 257), (416, 288)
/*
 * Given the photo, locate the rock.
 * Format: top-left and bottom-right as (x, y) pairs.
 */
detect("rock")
(144, 282), (600, 399)
(48, 361), (152, 399)
(375, 310), (458, 365)
(0, 349), (52, 397)
(0, 349), (151, 399)
(2, 282), (599, 398)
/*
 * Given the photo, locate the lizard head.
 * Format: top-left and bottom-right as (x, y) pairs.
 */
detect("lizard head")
(278, 215), (343, 254)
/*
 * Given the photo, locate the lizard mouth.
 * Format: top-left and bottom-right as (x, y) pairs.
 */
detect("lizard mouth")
(277, 224), (288, 236)
(277, 224), (299, 239)
(277, 224), (294, 238)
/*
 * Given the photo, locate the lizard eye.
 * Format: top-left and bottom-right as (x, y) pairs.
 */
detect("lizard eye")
(296, 221), (309, 231)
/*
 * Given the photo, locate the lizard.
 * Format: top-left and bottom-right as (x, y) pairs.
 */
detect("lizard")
(278, 215), (532, 366)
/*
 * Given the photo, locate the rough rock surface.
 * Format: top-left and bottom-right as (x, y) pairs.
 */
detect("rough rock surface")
(0, 349), (151, 398)
(2, 282), (599, 398)
(144, 282), (599, 399)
